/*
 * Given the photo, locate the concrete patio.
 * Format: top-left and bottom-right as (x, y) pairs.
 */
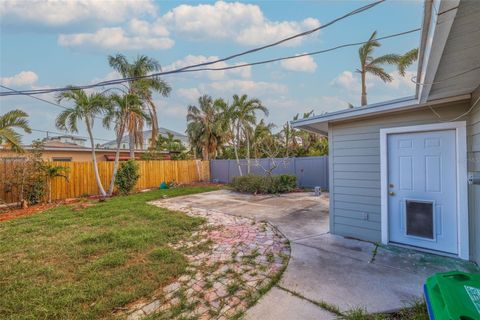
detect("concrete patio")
(162, 189), (478, 319)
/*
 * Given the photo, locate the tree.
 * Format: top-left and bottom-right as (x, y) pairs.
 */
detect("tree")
(252, 120), (276, 158)
(44, 164), (69, 203)
(397, 48), (419, 76)
(108, 54), (171, 157)
(357, 31), (402, 106)
(230, 94), (268, 175)
(0, 109), (31, 152)
(103, 93), (146, 196)
(157, 132), (186, 153)
(56, 88), (110, 197)
(186, 95), (226, 161)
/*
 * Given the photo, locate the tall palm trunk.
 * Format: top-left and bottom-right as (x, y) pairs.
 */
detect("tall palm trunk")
(246, 130), (251, 174)
(202, 146), (209, 161)
(129, 131), (135, 159)
(147, 98), (159, 148)
(86, 117), (106, 197)
(361, 71), (367, 106)
(233, 123), (243, 176)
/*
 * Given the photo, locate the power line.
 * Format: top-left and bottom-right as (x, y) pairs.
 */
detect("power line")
(0, 84), (107, 121)
(173, 28), (421, 74)
(0, 84), (68, 109)
(411, 65), (480, 86)
(0, 0), (386, 97)
(0, 27), (421, 130)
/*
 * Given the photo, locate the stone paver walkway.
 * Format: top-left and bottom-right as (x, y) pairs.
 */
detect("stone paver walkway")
(121, 200), (290, 320)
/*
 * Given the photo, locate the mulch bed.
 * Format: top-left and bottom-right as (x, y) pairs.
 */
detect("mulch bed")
(0, 203), (59, 222)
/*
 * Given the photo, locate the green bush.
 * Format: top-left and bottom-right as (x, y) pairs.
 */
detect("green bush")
(25, 178), (46, 205)
(231, 174), (297, 194)
(115, 160), (140, 195)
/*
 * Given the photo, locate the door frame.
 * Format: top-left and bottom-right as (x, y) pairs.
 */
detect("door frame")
(380, 121), (469, 260)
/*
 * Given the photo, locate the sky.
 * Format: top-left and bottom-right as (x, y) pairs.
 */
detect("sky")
(0, 0), (423, 144)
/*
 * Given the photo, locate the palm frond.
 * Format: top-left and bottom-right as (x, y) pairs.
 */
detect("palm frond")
(398, 48), (419, 76)
(370, 53), (401, 66)
(366, 65), (393, 83)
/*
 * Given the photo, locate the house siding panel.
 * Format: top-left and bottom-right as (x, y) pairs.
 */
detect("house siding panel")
(467, 85), (480, 264)
(329, 101), (470, 244)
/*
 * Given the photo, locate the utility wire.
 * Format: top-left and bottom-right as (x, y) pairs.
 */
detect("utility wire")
(173, 28), (421, 74)
(0, 84), (68, 109)
(0, 0), (386, 96)
(411, 65), (480, 86)
(0, 84), (106, 121)
(0, 27), (421, 130)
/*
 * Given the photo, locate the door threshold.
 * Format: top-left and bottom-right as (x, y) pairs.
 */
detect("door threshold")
(387, 242), (459, 259)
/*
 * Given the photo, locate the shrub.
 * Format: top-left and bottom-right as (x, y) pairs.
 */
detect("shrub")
(115, 160), (140, 195)
(231, 174), (297, 194)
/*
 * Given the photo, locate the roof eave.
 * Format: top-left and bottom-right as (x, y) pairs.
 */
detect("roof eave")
(292, 94), (470, 132)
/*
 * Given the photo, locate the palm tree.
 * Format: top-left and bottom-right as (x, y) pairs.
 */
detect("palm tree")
(103, 93), (146, 196)
(186, 95), (226, 161)
(253, 119), (276, 158)
(56, 88), (110, 197)
(357, 31), (402, 106)
(0, 109), (31, 152)
(398, 48), (419, 76)
(44, 164), (69, 203)
(108, 54), (171, 157)
(231, 94), (268, 175)
(157, 132), (186, 152)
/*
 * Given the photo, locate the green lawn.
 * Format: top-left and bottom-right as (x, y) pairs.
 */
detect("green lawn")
(0, 186), (220, 320)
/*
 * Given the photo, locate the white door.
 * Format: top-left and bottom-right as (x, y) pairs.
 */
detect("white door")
(387, 130), (457, 254)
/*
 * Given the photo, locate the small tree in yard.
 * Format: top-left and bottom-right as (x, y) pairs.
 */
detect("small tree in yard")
(44, 164), (69, 203)
(115, 160), (140, 195)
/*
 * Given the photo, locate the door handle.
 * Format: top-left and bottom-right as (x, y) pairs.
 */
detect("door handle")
(389, 191), (395, 196)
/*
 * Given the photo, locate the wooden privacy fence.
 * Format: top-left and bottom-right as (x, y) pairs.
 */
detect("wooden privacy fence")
(0, 160), (210, 203)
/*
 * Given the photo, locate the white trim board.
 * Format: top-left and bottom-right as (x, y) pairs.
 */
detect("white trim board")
(380, 121), (469, 260)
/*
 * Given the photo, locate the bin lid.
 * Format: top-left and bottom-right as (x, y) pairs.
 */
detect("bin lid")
(425, 271), (480, 320)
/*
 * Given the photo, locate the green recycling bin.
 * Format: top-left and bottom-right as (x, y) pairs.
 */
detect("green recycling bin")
(424, 271), (480, 320)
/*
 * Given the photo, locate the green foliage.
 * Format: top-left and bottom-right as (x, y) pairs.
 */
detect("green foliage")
(0, 109), (32, 152)
(231, 174), (297, 194)
(114, 160), (140, 195)
(156, 132), (186, 153)
(24, 178), (46, 205)
(0, 186), (219, 319)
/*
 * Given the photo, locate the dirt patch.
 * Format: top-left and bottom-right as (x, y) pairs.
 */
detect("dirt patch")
(0, 203), (58, 222)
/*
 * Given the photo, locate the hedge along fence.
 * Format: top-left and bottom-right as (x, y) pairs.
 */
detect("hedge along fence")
(0, 160), (210, 203)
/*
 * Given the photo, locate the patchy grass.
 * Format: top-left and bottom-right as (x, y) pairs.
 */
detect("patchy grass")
(340, 300), (428, 320)
(0, 186), (220, 320)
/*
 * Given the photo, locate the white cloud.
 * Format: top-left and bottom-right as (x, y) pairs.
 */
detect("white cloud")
(280, 55), (317, 73)
(128, 18), (170, 37)
(177, 88), (201, 102)
(203, 79), (287, 96)
(330, 71), (361, 91)
(166, 55), (251, 80)
(58, 27), (174, 50)
(0, 71), (38, 87)
(386, 70), (416, 90)
(330, 69), (417, 106)
(162, 105), (187, 118)
(0, 0), (157, 28)
(160, 1), (320, 46)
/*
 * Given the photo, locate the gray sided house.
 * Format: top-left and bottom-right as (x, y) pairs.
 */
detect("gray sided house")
(293, 0), (480, 264)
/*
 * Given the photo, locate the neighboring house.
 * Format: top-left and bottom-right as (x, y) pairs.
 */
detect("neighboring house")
(293, 0), (480, 264)
(44, 135), (87, 147)
(101, 128), (189, 150)
(0, 140), (170, 162)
